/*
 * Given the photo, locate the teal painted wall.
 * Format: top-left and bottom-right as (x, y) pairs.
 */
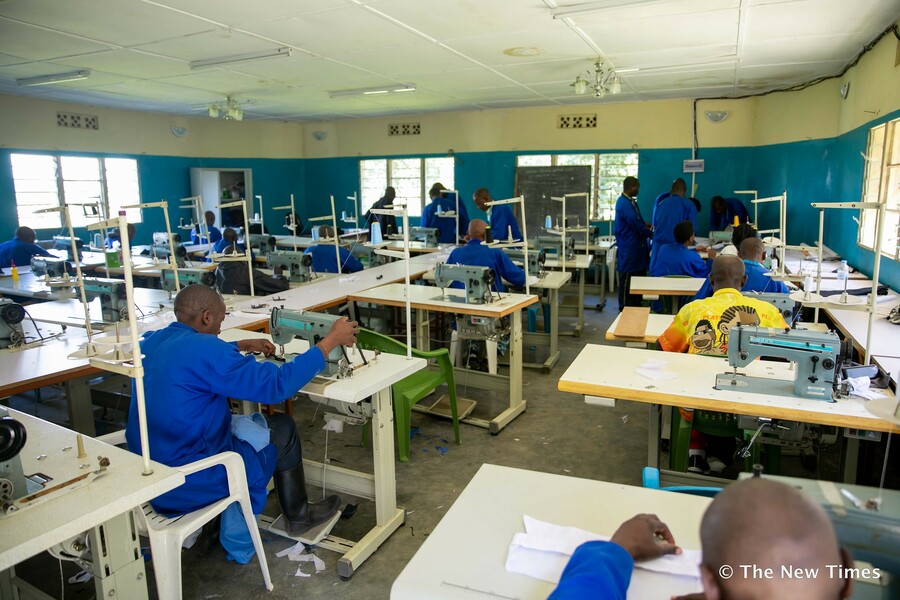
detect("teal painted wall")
(1, 113), (896, 289)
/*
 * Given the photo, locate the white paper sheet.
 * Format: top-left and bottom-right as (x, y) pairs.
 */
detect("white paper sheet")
(505, 515), (701, 584)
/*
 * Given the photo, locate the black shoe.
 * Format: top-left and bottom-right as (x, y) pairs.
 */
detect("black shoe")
(193, 515), (221, 556)
(274, 465), (341, 537)
(688, 455), (710, 475)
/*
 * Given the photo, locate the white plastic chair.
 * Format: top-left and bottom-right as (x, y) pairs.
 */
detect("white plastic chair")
(97, 430), (273, 600)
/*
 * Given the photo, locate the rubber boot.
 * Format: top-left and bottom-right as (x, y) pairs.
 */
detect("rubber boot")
(273, 464), (341, 537)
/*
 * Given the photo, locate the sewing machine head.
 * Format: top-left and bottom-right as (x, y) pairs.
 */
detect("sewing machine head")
(501, 248), (546, 278)
(433, 262), (495, 304)
(0, 299), (26, 349)
(267, 250), (314, 283)
(725, 324), (842, 400)
(351, 244), (386, 268)
(30, 256), (70, 279)
(247, 234), (277, 256)
(410, 227), (439, 247)
(744, 292), (797, 320)
(269, 308), (352, 378)
(52, 236), (83, 261)
(81, 277), (128, 322)
(160, 268), (216, 293)
(151, 233), (186, 267)
(535, 235), (575, 260)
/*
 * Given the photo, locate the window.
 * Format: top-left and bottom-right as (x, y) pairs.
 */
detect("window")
(516, 153), (639, 220)
(10, 154), (142, 229)
(858, 118), (900, 260)
(359, 157), (455, 218)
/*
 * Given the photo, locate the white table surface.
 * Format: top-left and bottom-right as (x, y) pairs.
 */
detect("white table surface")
(24, 287), (172, 328)
(0, 408), (184, 572)
(543, 254), (594, 270)
(391, 463), (707, 600)
(558, 345), (898, 433)
(0, 270), (61, 300)
(349, 282), (538, 318)
(630, 276), (705, 296)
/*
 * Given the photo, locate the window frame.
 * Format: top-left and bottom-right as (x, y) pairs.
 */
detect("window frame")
(10, 152), (143, 229)
(359, 156), (455, 218)
(857, 118), (900, 261)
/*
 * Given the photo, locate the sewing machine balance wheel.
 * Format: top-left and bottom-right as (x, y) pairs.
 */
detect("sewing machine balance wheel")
(0, 417), (27, 462)
(1, 302), (25, 326)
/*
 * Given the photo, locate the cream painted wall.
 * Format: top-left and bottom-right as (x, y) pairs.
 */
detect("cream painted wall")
(837, 31), (900, 135)
(694, 97), (756, 148)
(302, 99), (698, 159)
(0, 94), (306, 158)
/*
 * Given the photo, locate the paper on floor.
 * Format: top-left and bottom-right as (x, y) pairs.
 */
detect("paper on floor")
(505, 515), (700, 584)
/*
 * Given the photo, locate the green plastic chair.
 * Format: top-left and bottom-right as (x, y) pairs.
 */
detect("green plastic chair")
(669, 408), (780, 474)
(357, 328), (461, 462)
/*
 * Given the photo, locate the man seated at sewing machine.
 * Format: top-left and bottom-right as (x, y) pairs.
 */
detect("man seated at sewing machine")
(190, 210), (223, 245)
(105, 222), (137, 249)
(551, 478), (854, 600)
(126, 285), (359, 553)
(657, 255), (787, 474)
(212, 227), (249, 255)
(0, 226), (52, 271)
(446, 220), (526, 292)
(473, 187), (522, 243)
(650, 220), (716, 312)
(216, 244), (289, 296)
(304, 226), (364, 274)
(693, 236), (791, 300)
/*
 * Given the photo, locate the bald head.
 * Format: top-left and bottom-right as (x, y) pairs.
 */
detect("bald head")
(739, 237), (766, 263)
(222, 227), (238, 243)
(468, 219), (487, 241)
(15, 227), (37, 244)
(700, 479), (849, 600)
(709, 255), (746, 292)
(173, 283), (224, 329)
(671, 178), (687, 196)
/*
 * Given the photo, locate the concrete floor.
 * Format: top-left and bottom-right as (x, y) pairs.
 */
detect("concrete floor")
(10, 286), (877, 599)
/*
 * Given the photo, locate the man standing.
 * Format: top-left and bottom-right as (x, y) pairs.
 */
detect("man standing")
(473, 187), (522, 243)
(614, 177), (652, 310)
(364, 186), (398, 236)
(126, 285), (357, 541)
(0, 226), (51, 269)
(422, 182), (470, 244)
(650, 178), (697, 273)
(710, 195), (750, 231)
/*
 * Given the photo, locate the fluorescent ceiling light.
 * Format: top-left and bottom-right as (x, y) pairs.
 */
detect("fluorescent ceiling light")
(329, 84), (416, 98)
(16, 69), (91, 87)
(190, 47), (292, 70)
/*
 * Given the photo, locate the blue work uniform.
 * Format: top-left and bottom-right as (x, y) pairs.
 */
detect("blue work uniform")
(304, 244), (363, 274)
(364, 196), (398, 236)
(650, 194), (697, 272)
(213, 238), (245, 254)
(446, 239), (525, 293)
(549, 541), (633, 600)
(422, 192), (470, 244)
(650, 243), (712, 278)
(693, 259), (790, 300)
(191, 226), (222, 245)
(710, 197), (750, 231)
(125, 322), (325, 516)
(488, 204), (522, 242)
(0, 238), (51, 268)
(614, 193), (652, 274)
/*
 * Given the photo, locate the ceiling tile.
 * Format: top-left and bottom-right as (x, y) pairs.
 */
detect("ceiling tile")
(0, 18), (115, 60)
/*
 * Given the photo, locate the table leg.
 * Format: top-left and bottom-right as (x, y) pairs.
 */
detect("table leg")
(65, 376), (95, 436)
(415, 308), (429, 351)
(647, 403), (660, 469)
(548, 288), (560, 370)
(335, 387), (404, 578)
(488, 310), (525, 434)
(575, 268), (585, 336)
(87, 512), (150, 600)
(598, 253), (607, 310)
(841, 436), (859, 484)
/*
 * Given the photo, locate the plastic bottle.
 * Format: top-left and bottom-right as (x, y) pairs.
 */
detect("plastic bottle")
(93, 233), (103, 248)
(545, 215), (552, 229)
(10, 260), (19, 282)
(837, 260), (849, 282)
(733, 215), (740, 227)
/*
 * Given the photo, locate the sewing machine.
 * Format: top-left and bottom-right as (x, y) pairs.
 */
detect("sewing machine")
(434, 262), (495, 304)
(30, 256), (70, 279)
(53, 236), (84, 261)
(715, 324), (843, 400)
(351, 244), (386, 268)
(0, 298), (26, 349)
(267, 250), (314, 283)
(247, 233), (277, 256)
(501, 248), (546, 278)
(270, 308), (353, 378)
(534, 235), (575, 260)
(410, 227), (439, 247)
(745, 291), (797, 320)
(150, 232), (187, 267)
(80, 277), (129, 322)
(159, 268), (216, 293)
